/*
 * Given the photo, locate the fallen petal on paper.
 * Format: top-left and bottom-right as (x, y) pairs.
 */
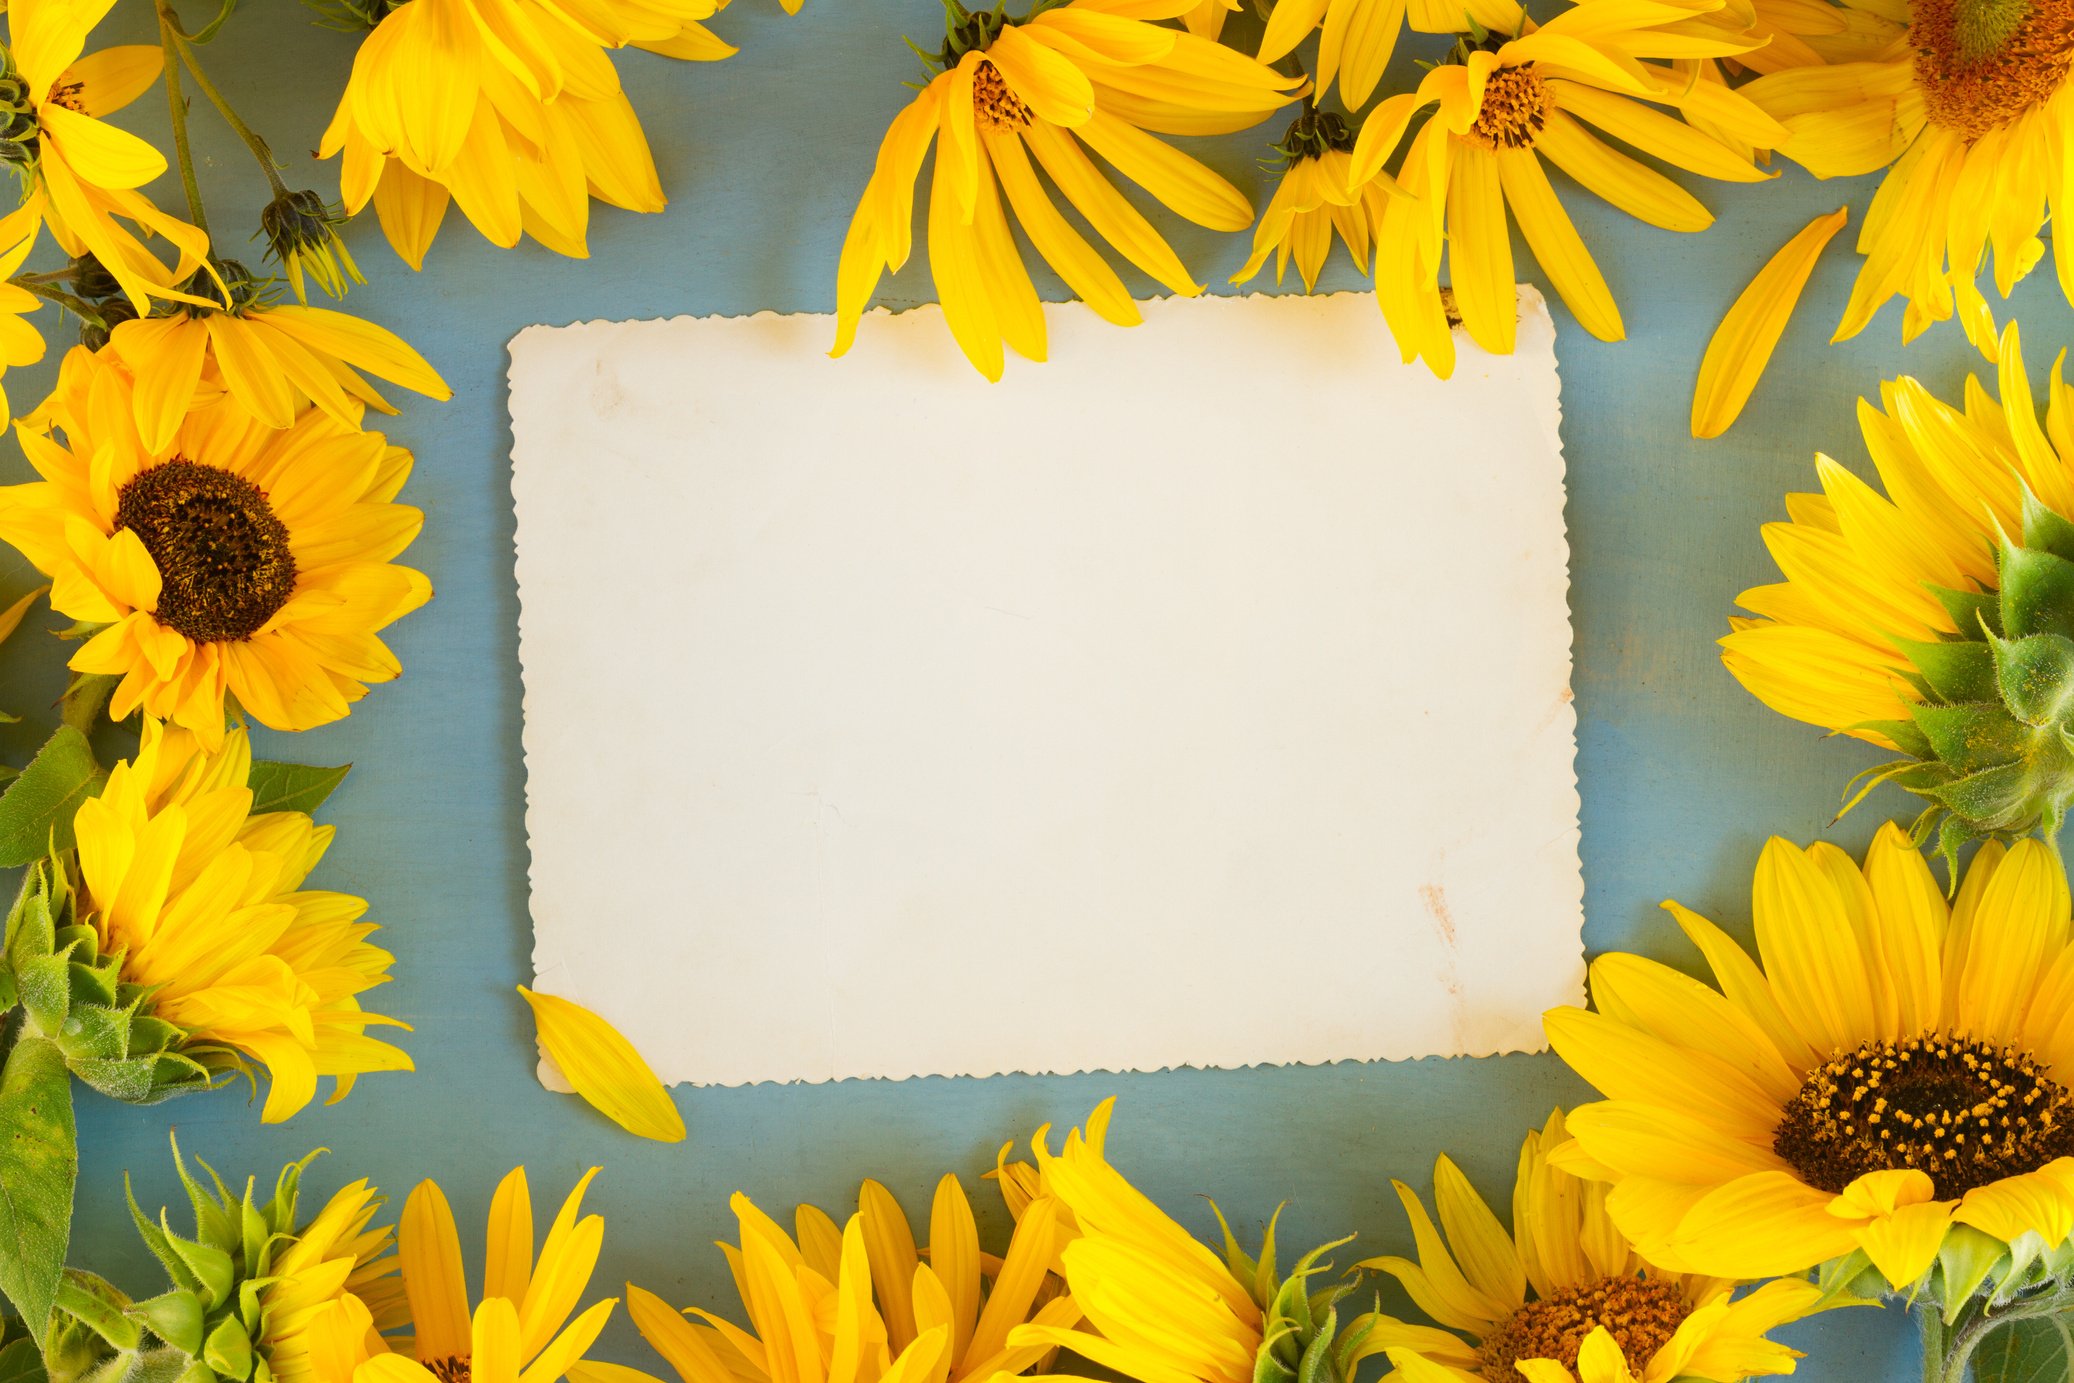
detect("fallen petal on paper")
(509, 289), (1582, 1087)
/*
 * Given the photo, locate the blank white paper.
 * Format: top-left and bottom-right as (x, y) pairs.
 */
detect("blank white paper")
(510, 289), (1582, 1087)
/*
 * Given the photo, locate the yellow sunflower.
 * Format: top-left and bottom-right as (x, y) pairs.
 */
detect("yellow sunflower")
(0, 345), (431, 744)
(833, 0), (1302, 380)
(75, 718), (409, 1122)
(526, 0), (736, 59)
(354, 1168), (619, 1383)
(1348, 1110), (1821, 1383)
(1742, 0), (2074, 344)
(627, 1194), (959, 1383)
(1545, 825), (2074, 1295)
(1257, 0), (1524, 109)
(1720, 321), (2074, 854)
(319, 0), (695, 267)
(1234, 109), (1395, 291)
(1350, 0), (1786, 377)
(101, 291), (451, 453)
(3, 0), (209, 309)
(261, 1177), (410, 1383)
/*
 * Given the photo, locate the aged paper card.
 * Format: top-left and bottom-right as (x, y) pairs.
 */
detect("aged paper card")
(510, 289), (1581, 1086)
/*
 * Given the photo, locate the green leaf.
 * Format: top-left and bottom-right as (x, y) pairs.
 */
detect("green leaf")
(2002, 543), (2074, 641)
(0, 1337), (46, 1383)
(0, 1036), (76, 1344)
(245, 762), (349, 819)
(0, 729), (103, 869)
(1994, 632), (2074, 727)
(1972, 1311), (2074, 1383)
(56, 1273), (140, 1353)
(1900, 637), (2001, 704)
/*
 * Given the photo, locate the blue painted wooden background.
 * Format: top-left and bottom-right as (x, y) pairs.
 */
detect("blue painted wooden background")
(9, 1), (2070, 1378)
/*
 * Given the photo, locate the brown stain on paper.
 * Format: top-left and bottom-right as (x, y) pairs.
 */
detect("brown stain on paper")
(1419, 883), (1470, 1052)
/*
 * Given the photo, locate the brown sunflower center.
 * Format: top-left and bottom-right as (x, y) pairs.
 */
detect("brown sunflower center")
(113, 459), (297, 644)
(1912, 0), (2074, 139)
(1467, 65), (1549, 150)
(972, 60), (1032, 131)
(428, 1359), (470, 1383)
(1477, 1277), (1687, 1379)
(1774, 1031), (2074, 1198)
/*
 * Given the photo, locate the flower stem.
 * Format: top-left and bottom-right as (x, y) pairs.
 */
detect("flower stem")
(1921, 1306), (1948, 1383)
(162, 13), (290, 199)
(153, 1), (210, 238)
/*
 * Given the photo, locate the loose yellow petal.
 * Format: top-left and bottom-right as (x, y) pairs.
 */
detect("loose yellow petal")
(519, 986), (685, 1143)
(1691, 207), (1848, 439)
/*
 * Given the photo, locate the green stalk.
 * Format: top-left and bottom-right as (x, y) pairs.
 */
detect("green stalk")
(163, 15), (289, 199)
(153, 1), (209, 238)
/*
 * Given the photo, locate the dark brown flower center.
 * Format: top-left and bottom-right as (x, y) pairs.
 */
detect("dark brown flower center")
(113, 459), (297, 644)
(1467, 65), (1549, 150)
(1913, 0), (2074, 138)
(972, 60), (1032, 131)
(428, 1359), (470, 1383)
(1774, 1031), (2074, 1198)
(1477, 1277), (1687, 1378)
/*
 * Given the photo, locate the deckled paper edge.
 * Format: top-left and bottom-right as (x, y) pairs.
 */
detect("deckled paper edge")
(507, 286), (1582, 1091)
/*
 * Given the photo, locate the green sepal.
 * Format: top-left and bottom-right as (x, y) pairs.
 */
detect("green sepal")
(1991, 631), (2074, 727)
(1208, 1201), (1258, 1287)
(155, 1218), (234, 1311)
(1294, 1309), (1337, 1383)
(127, 1177), (198, 1296)
(1937, 1224), (2009, 1322)
(2021, 482), (2074, 563)
(200, 1317), (250, 1382)
(1911, 702), (2031, 775)
(127, 1292), (204, 1358)
(1900, 636), (2001, 704)
(1930, 583), (2003, 639)
(1931, 761), (2038, 833)
(2002, 542), (2074, 642)
(54, 1273), (140, 1353)
(1852, 718), (1936, 760)
(1251, 1327), (1298, 1383)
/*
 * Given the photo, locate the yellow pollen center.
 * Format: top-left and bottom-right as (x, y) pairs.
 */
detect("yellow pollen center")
(1913, 0), (2074, 138)
(972, 60), (1032, 132)
(429, 1360), (470, 1383)
(1467, 65), (1549, 150)
(1773, 1031), (2074, 1198)
(46, 80), (86, 113)
(1477, 1277), (1687, 1379)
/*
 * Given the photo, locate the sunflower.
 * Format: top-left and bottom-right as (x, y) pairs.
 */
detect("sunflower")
(72, 718), (409, 1121)
(832, 0), (1302, 380)
(524, 0), (736, 59)
(1257, 0), (1524, 109)
(1545, 825), (2074, 1298)
(1348, 1110), (1822, 1383)
(2, 0), (209, 309)
(0, 344), (432, 744)
(100, 286), (452, 453)
(1349, 0), (1786, 377)
(1719, 321), (2074, 853)
(1234, 109), (1394, 291)
(319, 0), (691, 267)
(113, 1143), (406, 1383)
(1741, 0), (2074, 344)
(627, 1194), (960, 1383)
(354, 1168), (619, 1383)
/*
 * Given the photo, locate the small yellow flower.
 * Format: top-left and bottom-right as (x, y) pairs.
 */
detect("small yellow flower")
(77, 720), (410, 1121)
(0, 345), (432, 744)
(355, 1168), (619, 1383)
(1351, 1110), (1821, 1383)
(1546, 826), (2074, 1290)
(834, 0), (1301, 380)
(1235, 111), (1396, 292)
(5, 0), (209, 309)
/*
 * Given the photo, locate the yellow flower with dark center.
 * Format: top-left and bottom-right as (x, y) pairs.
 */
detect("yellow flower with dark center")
(1234, 109), (1395, 291)
(77, 719), (410, 1122)
(354, 1168), (618, 1383)
(3, 0), (209, 310)
(627, 1194), (959, 1383)
(319, 0), (717, 267)
(0, 345), (431, 745)
(101, 291), (451, 452)
(1350, 0), (1786, 377)
(833, 0), (1302, 380)
(1545, 826), (2074, 1291)
(1741, 0), (2074, 341)
(1347, 1111), (1821, 1383)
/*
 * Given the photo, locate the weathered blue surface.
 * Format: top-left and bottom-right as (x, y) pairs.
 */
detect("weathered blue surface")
(10, 3), (2066, 1378)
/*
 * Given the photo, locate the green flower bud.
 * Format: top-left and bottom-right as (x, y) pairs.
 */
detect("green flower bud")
(258, 190), (363, 305)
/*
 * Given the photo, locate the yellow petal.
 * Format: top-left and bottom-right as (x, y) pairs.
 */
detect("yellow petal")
(1691, 207), (1847, 439)
(401, 1180), (474, 1362)
(519, 986), (685, 1142)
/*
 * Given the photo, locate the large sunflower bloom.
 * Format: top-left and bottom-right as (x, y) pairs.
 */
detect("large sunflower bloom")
(319, 0), (698, 267)
(1743, 0), (2074, 341)
(261, 1177), (411, 1383)
(1350, 1110), (1821, 1383)
(3, 0), (208, 309)
(76, 719), (409, 1121)
(1348, 0), (1786, 377)
(1545, 826), (2074, 1292)
(355, 1168), (619, 1383)
(833, 0), (1302, 380)
(0, 345), (431, 745)
(627, 1194), (960, 1383)
(101, 293), (451, 452)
